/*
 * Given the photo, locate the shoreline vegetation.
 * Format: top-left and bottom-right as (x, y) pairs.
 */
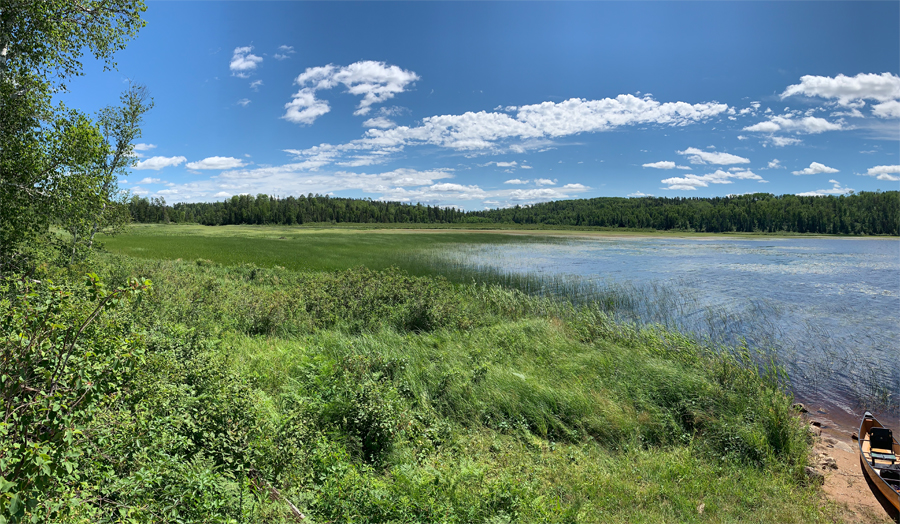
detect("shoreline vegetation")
(6, 249), (836, 522)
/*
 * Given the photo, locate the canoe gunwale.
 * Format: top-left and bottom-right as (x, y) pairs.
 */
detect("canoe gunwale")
(858, 411), (900, 513)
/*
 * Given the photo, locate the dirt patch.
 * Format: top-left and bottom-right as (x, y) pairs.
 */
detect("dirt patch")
(809, 419), (896, 523)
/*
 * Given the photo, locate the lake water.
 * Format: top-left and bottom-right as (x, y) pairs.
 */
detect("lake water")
(437, 236), (900, 423)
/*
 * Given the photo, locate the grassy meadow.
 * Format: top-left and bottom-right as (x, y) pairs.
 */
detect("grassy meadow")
(13, 223), (844, 522)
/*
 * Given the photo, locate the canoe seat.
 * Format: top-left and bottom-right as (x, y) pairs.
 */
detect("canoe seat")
(870, 427), (896, 464)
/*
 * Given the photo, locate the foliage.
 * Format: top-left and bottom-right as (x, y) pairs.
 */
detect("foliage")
(18, 251), (828, 523)
(0, 273), (149, 523)
(0, 0), (147, 269)
(128, 191), (900, 235)
(55, 84), (152, 263)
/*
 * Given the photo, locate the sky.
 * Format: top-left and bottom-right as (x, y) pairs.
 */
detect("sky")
(62, 1), (900, 209)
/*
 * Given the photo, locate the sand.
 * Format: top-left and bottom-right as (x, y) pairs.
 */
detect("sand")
(807, 414), (897, 523)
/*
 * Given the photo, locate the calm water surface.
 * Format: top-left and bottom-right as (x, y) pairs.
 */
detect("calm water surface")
(443, 236), (900, 422)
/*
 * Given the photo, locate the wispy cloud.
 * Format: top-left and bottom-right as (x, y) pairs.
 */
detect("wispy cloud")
(186, 156), (248, 170)
(133, 156), (187, 171)
(273, 45), (295, 60)
(661, 169), (762, 190)
(677, 147), (750, 165)
(797, 179), (853, 196)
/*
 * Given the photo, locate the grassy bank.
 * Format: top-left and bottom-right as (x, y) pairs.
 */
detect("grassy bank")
(4, 246), (838, 523)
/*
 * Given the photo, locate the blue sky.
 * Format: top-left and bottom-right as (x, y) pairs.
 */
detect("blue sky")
(62, 1), (900, 209)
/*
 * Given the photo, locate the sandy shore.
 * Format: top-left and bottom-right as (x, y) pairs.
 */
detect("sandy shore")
(805, 410), (897, 523)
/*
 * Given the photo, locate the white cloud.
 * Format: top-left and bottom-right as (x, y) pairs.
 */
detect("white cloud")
(768, 136), (802, 147)
(872, 100), (900, 119)
(677, 147), (750, 165)
(273, 45), (295, 60)
(494, 161), (518, 167)
(661, 169), (763, 190)
(797, 180), (853, 196)
(362, 117), (397, 129)
(186, 156), (248, 170)
(283, 88), (332, 125)
(562, 183), (588, 189)
(283, 61), (420, 124)
(781, 72), (900, 106)
(133, 143), (156, 151)
(133, 155), (187, 171)
(628, 191), (652, 197)
(860, 165), (900, 182)
(508, 188), (569, 202)
(250, 80), (263, 91)
(767, 159), (782, 169)
(520, 165), (533, 169)
(230, 46), (262, 77)
(643, 161), (676, 169)
(534, 178), (556, 186)
(137, 177), (163, 184)
(213, 191), (232, 198)
(280, 93), (731, 168)
(743, 115), (843, 134)
(504, 179), (529, 185)
(642, 160), (691, 170)
(237, 98), (251, 107)
(513, 95), (728, 137)
(792, 162), (839, 175)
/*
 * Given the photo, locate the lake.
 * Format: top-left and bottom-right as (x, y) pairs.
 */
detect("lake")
(432, 235), (900, 423)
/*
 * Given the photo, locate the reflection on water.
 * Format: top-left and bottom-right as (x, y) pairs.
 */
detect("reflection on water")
(433, 236), (900, 418)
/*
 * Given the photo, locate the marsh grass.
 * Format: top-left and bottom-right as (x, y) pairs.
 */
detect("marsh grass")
(40, 249), (837, 523)
(101, 225), (898, 414)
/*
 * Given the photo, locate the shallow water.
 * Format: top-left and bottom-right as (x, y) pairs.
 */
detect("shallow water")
(438, 236), (900, 421)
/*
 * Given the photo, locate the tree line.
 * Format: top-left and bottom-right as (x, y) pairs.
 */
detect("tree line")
(129, 191), (900, 235)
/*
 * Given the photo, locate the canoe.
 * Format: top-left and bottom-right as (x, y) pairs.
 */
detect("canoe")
(859, 411), (900, 513)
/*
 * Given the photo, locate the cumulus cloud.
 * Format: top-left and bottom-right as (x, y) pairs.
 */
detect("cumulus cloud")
(512, 95), (728, 136)
(186, 157), (248, 170)
(283, 61), (420, 124)
(133, 143), (156, 152)
(872, 100), (900, 119)
(250, 80), (263, 91)
(860, 165), (900, 182)
(237, 98), (251, 107)
(534, 178), (556, 186)
(797, 180), (853, 196)
(562, 183), (587, 189)
(133, 156), (187, 171)
(137, 177), (163, 185)
(781, 73), (900, 107)
(677, 147), (750, 165)
(792, 162), (839, 176)
(362, 117), (397, 129)
(230, 46), (262, 77)
(661, 169), (763, 190)
(273, 45), (295, 60)
(743, 115), (843, 134)
(767, 159), (782, 169)
(504, 179), (529, 185)
(628, 191), (653, 197)
(283, 89), (333, 125)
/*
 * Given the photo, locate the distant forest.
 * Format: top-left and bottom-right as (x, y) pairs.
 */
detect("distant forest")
(128, 191), (900, 235)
